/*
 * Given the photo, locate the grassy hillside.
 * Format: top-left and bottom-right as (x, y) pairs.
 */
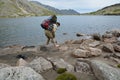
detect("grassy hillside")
(90, 3), (120, 15)
(0, 0), (55, 18)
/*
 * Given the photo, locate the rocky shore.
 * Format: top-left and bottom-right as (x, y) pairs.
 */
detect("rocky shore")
(0, 29), (120, 80)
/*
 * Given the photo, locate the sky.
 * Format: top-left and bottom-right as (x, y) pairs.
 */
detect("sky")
(30, 0), (120, 13)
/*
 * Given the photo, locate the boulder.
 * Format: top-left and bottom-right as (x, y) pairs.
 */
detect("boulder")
(47, 58), (74, 72)
(63, 33), (67, 35)
(92, 33), (102, 41)
(89, 47), (102, 57)
(72, 48), (101, 58)
(111, 29), (120, 37)
(102, 43), (114, 53)
(89, 41), (100, 47)
(16, 58), (28, 66)
(103, 37), (117, 43)
(102, 33), (113, 38)
(79, 39), (94, 49)
(76, 33), (85, 37)
(90, 60), (120, 80)
(71, 39), (83, 44)
(0, 66), (45, 80)
(64, 40), (74, 44)
(75, 61), (92, 74)
(109, 57), (120, 64)
(72, 49), (90, 58)
(117, 37), (120, 42)
(0, 63), (10, 69)
(111, 53), (120, 59)
(29, 57), (52, 73)
(113, 44), (120, 52)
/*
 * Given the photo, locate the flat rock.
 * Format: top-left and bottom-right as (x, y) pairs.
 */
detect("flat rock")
(72, 48), (101, 58)
(0, 66), (45, 80)
(29, 57), (53, 73)
(0, 63), (10, 69)
(90, 60), (120, 80)
(47, 57), (74, 72)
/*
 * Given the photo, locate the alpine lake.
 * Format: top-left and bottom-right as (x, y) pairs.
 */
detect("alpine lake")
(0, 15), (120, 47)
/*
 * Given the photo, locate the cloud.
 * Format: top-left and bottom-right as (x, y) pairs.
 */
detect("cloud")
(30, 0), (120, 13)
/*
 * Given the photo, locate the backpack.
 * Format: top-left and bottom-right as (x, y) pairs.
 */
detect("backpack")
(41, 19), (50, 30)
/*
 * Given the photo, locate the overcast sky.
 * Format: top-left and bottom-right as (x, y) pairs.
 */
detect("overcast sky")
(30, 0), (120, 13)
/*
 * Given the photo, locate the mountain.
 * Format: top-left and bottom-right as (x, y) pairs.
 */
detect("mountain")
(0, 0), (55, 18)
(90, 3), (120, 15)
(31, 1), (80, 15)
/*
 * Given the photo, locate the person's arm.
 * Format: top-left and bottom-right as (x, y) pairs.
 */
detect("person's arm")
(52, 24), (58, 32)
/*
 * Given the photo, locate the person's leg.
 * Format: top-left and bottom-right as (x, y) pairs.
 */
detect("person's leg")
(45, 30), (52, 45)
(51, 33), (59, 47)
(46, 37), (50, 45)
(50, 38), (55, 45)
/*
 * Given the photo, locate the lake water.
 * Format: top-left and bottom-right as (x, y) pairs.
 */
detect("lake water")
(0, 16), (120, 47)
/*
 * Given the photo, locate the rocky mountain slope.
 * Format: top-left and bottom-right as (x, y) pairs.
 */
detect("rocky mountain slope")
(31, 1), (80, 15)
(0, 0), (54, 18)
(90, 3), (120, 15)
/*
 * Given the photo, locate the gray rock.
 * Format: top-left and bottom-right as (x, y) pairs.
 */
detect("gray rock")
(47, 57), (74, 72)
(117, 37), (120, 41)
(90, 60), (120, 80)
(111, 29), (120, 37)
(72, 48), (101, 58)
(89, 47), (102, 57)
(92, 33), (102, 41)
(72, 49), (90, 58)
(76, 33), (85, 37)
(71, 39), (83, 44)
(102, 43), (114, 53)
(109, 57), (120, 64)
(75, 61), (92, 74)
(89, 41), (100, 47)
(63, 33), (67, 35)
(102, 33), (113, 38)
(113, 44), (120, 52)
(29, 57), (53, 73)
(0, 63), (10, 69)
(103, 37), (117, 43)
(111, 53), (120, 59)
(0, 66), (45, 80)
(16, 58), (28, 66)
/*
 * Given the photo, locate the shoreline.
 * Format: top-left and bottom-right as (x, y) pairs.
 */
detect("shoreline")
(0, 29), (120, 80)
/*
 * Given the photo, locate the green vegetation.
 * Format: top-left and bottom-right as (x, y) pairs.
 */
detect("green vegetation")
(0, 0), (55, 18)
(56, 68), (67, 74)
(89, 3), (120, 15)
(56, 73), (77, 80)
(114, 9), (120, 12)
(117, 64), (120, 68)
(0, 2), (4, 6)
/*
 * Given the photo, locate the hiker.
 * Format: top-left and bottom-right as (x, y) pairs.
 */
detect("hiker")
(41, 15), (60, 47)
